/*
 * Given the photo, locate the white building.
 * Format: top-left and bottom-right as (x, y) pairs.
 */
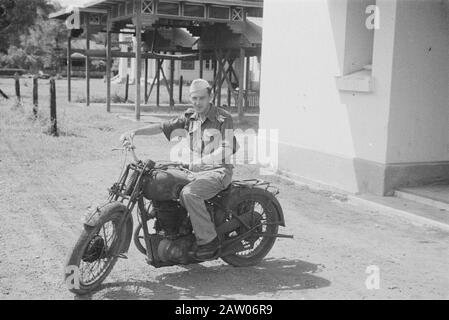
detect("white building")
(260, 0), (449, 196)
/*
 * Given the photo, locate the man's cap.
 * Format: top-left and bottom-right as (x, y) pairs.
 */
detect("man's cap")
(190, 79), (211, 94)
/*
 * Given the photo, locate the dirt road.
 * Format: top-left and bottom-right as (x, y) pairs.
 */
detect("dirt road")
(0, 98), (448, 300)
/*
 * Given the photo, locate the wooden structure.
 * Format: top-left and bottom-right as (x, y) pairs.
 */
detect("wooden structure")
(50, 0), (263, 120)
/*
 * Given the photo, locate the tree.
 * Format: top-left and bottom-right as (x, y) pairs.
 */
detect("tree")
(0, 0), (60, 54)
(19, 18), (67, 72)
(0, 0), (66, 72)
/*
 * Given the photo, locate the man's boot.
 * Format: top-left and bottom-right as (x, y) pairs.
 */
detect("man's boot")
(195, 237), (220, 260)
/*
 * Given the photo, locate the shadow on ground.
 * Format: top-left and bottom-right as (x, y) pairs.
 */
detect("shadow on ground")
(75, 257), (330, 300)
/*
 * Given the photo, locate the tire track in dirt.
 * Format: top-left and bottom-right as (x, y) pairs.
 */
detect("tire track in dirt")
(0, 137), (82, 298)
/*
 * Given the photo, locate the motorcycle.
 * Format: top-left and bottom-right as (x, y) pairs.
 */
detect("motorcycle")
(64, 144), (292, 295)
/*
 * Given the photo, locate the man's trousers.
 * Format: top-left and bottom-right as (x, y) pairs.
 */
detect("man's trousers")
(179, 168), (232, 245)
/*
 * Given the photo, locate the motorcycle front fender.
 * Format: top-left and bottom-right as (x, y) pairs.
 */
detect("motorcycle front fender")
(82, 202), (134, 254)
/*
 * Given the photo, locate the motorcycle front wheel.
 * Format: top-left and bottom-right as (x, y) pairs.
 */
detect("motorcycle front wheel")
(64, 204), (127, 295)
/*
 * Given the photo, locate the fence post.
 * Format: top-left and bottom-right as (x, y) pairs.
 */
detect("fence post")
(33, 75), (38, 118)
(179, 75), (183, 103)
(14, 72), (20, 101)
(125, 74), (129, 103)
(0, 88), (9, 100)
(50, 78), (58, 137)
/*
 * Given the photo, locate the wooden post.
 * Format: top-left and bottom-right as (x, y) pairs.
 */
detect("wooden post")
(134, 0), (142, 120)
(156, 59), (161, 107)
(106, 10), (112, 112)
(227, 61), (232, 107)
(0, 89), (8, 100)
(169, 56), (175, 109)
(147, 60), (160, 104)
(216, 51), (223, 108)
(212, 59), (217, 104)
(144, 57), (148, 104)
(14, 73), (20, 101)
(33, 75), (38, 118)
(50, 78), (58, 137)
(238, 47), (245, 120)
(125, 74), (129, 102)
(179, 75), (183, 103)
(199, 49), (204, 79)
(245, 56), (250, 109)
(67, 34), (72, 102)
(85, 14), (90, 106)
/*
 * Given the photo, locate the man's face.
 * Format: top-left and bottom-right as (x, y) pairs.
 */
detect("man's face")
(190, 88), (211, 114)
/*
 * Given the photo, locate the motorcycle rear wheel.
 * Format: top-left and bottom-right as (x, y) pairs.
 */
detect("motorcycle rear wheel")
(221, 190), (279, 267)
(64, 206), (127, 295)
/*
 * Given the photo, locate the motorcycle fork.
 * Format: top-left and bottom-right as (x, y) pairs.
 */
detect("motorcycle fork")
(137, 204), (156, 264)
(113, 161), (156, 263)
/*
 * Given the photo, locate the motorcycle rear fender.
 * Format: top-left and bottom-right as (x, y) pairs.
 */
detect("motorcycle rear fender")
(223, 186), (286, 227)
(83, 202), (134, 254)
(268, 193), (286, 227)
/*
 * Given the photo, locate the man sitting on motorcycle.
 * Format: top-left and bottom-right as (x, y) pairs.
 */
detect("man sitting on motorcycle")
(120, 79), (238, 260)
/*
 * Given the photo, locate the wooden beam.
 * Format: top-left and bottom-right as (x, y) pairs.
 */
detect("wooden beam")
(134, 0), (142, 120)
(238, 46), (245, 120)
(67, 35), (72, 102)
(227, 63), (231, 107)
(170, 55), (175, 110)
(72, 49), (198, 60)
(144, 57), (148, 104)
(156, 58), (161, 107)
(216, 54), (238, 107)
(159, 59), (173, 103)
(147, 59), (163, 103)
(199, 49), (204, 79)
(85, 14), (90, 107)
(245, 55), (250, 109)
(216, 50), (223, 108)
(106, 9), (112, 112)
(212, 59), (217, 104)
(179, 75), (183, 103)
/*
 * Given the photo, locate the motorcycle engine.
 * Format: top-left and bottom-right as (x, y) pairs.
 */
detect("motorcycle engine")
(151, 200), (190, 237)
(146, 201), (198, 266)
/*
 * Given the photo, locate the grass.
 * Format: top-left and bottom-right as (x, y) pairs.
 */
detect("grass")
(0, 76), (260, 112)
(0, 76), (260, 172)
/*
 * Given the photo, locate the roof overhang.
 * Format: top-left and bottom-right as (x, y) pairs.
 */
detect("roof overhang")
(49, 6), (107, 20)
(83, 0), (263, 10)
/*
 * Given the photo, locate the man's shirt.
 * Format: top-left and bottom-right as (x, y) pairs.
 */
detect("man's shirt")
(161, 104), (238, 172)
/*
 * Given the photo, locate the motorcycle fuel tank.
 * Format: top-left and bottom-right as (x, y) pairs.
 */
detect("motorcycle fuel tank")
(142, 168), (193, 201)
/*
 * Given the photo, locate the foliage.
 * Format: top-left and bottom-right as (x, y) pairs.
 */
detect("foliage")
(0, 0), (60, 52)
(0, 0), (66, 72)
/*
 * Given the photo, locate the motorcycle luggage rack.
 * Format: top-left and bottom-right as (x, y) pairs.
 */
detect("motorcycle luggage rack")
(232, 179), (280, 196)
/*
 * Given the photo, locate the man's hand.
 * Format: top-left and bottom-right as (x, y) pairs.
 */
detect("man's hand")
(120, 131), (135, 149)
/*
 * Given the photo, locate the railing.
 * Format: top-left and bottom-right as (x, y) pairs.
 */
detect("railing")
(245, 90), (259, 108)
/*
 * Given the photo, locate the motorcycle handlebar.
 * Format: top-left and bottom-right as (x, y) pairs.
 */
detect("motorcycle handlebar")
(112, 144), (139, 163)
(114, 137), (191, 172)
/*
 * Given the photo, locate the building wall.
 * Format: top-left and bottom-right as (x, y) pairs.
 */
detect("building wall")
(386, 0), (449, 164)
(260, 0), (449, 195)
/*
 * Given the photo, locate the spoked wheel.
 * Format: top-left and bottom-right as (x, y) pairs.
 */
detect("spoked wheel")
(221, 191), (279, 267)
(64, 204), (128, 295)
